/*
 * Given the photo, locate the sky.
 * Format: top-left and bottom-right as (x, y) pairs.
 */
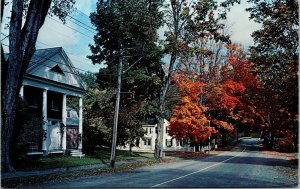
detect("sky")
(1, 0), (261, 74)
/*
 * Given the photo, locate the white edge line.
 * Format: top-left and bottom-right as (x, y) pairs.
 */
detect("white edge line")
(151, 148), (246, 188)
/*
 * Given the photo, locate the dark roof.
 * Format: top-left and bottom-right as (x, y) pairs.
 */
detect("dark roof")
(3, 47), (62, 71)
(27, 47), (62, 71)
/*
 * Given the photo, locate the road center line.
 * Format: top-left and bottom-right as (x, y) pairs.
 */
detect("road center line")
(151, 148), (246, 188)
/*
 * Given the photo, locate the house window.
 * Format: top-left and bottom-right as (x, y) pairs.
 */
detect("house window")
(166, 139), (172, 147)
(51, 120), (58, 125)
(49, 65), (65, 75)
(145, 128), (148, 134)
(51, 99), (59, 111)
(166, 127), (169, 134)
(28, 99), (38, 108)
(67, 111), (70, 118)
(149, 128), (152, 134)
(144, 138), (151, 146)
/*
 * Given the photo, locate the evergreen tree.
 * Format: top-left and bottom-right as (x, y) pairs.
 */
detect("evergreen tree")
(88, 0), (164, 149)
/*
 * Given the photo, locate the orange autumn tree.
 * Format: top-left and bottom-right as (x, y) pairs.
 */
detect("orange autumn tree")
(221, 44), (259, 126)
(169, 42), (260, 147)
(206, 44), (260, 144)
(168, 74), (216, 143)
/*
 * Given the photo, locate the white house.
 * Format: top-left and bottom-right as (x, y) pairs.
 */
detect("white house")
(10, 47), (87, 156)
(118, 118), (189, 152)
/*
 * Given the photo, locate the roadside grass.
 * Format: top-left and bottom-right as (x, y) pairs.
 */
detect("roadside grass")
(2, 149), (230, 188)
(14, 150), (155, 171)
(2, 159), (161, 188)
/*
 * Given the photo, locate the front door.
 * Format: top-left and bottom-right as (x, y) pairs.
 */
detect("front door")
(67, 127), (78, 149)
(49, 120), (62, 150)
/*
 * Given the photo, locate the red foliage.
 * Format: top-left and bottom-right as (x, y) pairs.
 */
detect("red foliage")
(169, 43), (260, 143)
(223, 80), (246, 96)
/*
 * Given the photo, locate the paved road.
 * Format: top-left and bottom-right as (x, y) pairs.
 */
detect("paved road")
(32, 138), (298, 188)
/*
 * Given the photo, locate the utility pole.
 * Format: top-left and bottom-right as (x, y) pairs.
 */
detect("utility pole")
(109, 44), (143, 168)
(110, 44), (123, 168)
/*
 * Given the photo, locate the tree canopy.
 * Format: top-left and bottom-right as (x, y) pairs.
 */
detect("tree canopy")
(247, 0), (298, 150)
(88, 0), (164, 151)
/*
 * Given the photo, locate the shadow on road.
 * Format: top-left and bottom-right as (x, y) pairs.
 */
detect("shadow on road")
(192, 138), (296, 168)
(194, 155), (294, 168)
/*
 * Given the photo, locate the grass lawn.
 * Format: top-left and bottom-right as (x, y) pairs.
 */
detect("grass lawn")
(15, 150), (154, 171)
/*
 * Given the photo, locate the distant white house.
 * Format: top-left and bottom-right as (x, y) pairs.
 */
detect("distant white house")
(6, 47), (88, 156)
(118, 118), (190, 152)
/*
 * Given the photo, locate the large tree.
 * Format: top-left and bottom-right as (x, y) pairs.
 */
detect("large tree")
(154, 0), (239, 159)
(247, 0), (298, 150)
(88, 0), (164, 158)
(1, 0), (76, 172)
(169, 44), (259, 147)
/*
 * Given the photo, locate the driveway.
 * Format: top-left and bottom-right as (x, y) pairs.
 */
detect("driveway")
(31, 138), (298, 188)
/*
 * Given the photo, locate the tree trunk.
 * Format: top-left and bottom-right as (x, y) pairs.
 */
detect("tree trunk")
(155, 116), (164, 159)
(154, 52), (177, 159)
(154, 0), (182, 159)
(236, 128), (238, 143)
(270, 131), (274, 149)
(293, 122), (298, 152)
(221, 131), (227, 148)
(1, 0), (51, 172)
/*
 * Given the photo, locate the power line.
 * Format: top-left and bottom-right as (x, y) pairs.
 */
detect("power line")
(2, 43), (93, 74)
(2, 43), (145, 80)
(3, 54), (92, 79)
(66, 17), (96, 34)
(1, 31), (8, 41)
(35, 40), (95, 67)
(74, 9), (92, 21)
(42, 23), (85, 42)
(67, 14), (96, 32)
(46, 16), (94, 40)
(1, 32), (98, 70)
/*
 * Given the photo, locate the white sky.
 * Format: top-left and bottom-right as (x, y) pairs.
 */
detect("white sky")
(225, 0), (261, 47)
(1, 0), (261, 73)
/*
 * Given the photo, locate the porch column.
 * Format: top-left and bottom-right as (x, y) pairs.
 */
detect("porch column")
(42, 89), (47, 153)
(78, 97), (83, 150)
(172, 138), (176, 147)
(20, 85), (24, 98)
(62, 94), (67, 151)
(162, 121), (166, 148)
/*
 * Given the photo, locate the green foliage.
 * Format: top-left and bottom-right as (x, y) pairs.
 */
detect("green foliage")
(89, 0), (164, 98)
(79, 72), (99, 89)
(12, 98), (45, 161)
(13, 150), (154, 171)
(87, 0), (165, 150)
(82, 88), (114, 154)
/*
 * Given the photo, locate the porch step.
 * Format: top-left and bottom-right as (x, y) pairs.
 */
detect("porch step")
(49, 150), (64, 154)
(70, 150), (85, 158)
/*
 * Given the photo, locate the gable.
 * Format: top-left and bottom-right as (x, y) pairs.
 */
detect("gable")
(26, 47), (87, 91)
